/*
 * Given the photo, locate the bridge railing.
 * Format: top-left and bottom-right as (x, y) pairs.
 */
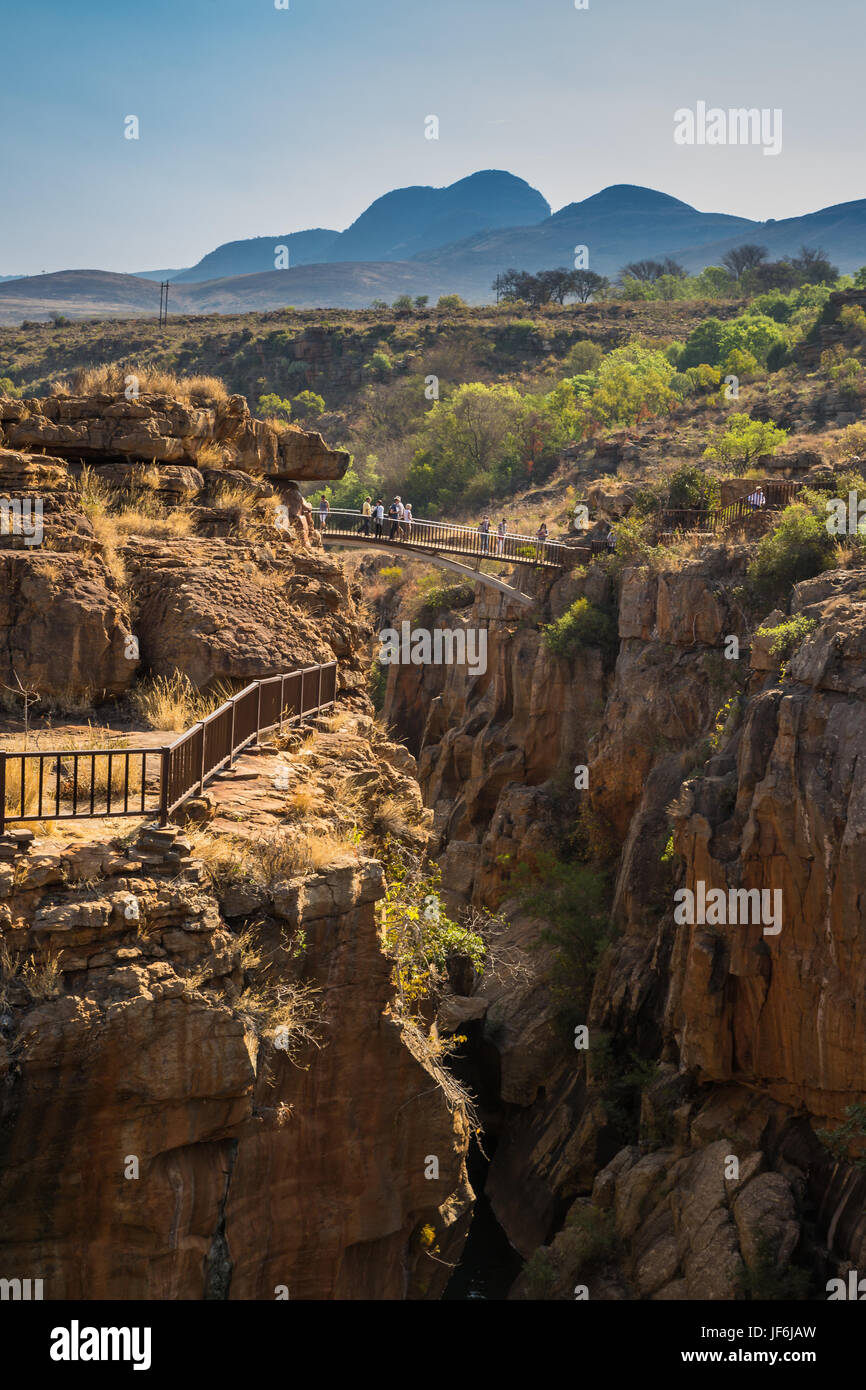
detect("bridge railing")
(313, 508), (568, 567)
(0, 661), (338, 833)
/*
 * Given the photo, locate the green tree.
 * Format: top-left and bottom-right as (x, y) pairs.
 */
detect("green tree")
(413, 295), (429, 309)
(437, 294), (465, 310)
(587, 344), (677, 427)
(703, 413), (788, 473)
(392, 294), (413, 312)
(292, 389), (325, 420)
(257, 392), (292, 420)
(693, 265), (737, 297)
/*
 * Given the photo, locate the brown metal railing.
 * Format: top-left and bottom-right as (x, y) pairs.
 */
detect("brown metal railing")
(654, 485), (802, 540)
(313, 509), (567, 568)
(0, 661), (338, 832)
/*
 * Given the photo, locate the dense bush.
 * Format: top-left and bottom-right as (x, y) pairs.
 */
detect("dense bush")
(543, 597), (617, 658)
(748, 503), (837, 595)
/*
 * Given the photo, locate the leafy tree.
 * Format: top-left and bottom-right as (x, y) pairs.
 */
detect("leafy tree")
(703, 412), (788, 473)
(723, 347), (760, 382)
(721, 244), (769, 278)
(0, 376), (20, 398)
(741, 261), (800, 294)
(571, 270), (609, 302)
(257, 391), (292, 420)
(413, 295), (429, 309)
(370, 298), (388, 309)
(292, 389), (325, 420)
(392, 294), (413, 312)
(437, 294), (465, 310)
(854, 267), (866, 288)
(619, 276), (656, 301)
(564, 339), (604, 373)
(405, 382), (525, 509)
(693, 265), (737, 297)
(587, 344), (677, 427)
(679, 317), (725, 369)
(621, 258), (684, 284)
(790, 245), (839, 285)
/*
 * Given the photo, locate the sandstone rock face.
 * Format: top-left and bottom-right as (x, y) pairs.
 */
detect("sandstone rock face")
(667, 570), (866, 1125)
(386, 568), (611, 908)
(125, 540), (369, 693)
(381, 545), (866, 1293)
(0, 827), (471, 1299)
(0, 550), (136, 700)
(0, 392), (348, 481)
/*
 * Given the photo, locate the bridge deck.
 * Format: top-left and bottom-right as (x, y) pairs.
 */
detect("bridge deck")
(313, 509), (570, 569)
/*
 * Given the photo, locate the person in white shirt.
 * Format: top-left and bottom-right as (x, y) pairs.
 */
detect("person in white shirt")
(496, 518), (507, 555)
(747, 486), (766, 509)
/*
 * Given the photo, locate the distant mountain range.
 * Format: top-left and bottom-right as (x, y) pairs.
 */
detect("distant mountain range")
(1, 171), (864, 324)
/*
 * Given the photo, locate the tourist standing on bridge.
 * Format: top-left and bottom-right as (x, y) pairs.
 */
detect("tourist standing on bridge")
(388, 497), (404, 540)
(374, 500), (385, 537)
(318, 494), (330, 531)
(478, 516), (491, 555)
(535, 521), (549, 561)
(496, 518), (507, 555)
(359, 496), (372, 535)
(403, 502), (413, 539)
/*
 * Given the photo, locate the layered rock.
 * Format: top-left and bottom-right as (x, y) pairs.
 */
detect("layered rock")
(0, 822), (471, 1299)
(0, 392), (348, 481)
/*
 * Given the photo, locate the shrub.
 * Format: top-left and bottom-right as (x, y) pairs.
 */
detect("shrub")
(513, 853), (612, 1020)
(378, 851), (486, 1017)
(747, 503), (836, 595)
(543, 598), (617, 658)
(666, 463), (719, 511)
(756, 614), (818, 668)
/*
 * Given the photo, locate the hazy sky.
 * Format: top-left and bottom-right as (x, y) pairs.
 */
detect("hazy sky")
(1, 0), (862, 275)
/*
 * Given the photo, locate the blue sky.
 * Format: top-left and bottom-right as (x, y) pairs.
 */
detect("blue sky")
(0, 0), (862, 275)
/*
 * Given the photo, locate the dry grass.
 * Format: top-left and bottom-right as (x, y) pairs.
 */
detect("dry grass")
(208, 480), (252, 511)
(284, 784), (320, 820)
(0, 941), (64, 1004)
(196, 441), (227, 467)
(74, 464), (194, 579)
(236, 978), (322, 1063)
(129, 672), (231, 731)
(66, 363), (229, 402)
(189, 826), (356, 891)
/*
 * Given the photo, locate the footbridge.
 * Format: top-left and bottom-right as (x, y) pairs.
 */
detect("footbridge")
(313, 509), (598, 607)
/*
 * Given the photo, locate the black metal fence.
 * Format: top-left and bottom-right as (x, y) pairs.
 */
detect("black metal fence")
(0, 661), (338, 832)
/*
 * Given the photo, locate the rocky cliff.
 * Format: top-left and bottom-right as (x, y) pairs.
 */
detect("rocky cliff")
(0, 388), (472, 1300)
(381, 542), (866, 1299)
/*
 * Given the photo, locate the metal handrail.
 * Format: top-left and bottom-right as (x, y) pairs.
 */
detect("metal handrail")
(0, 661), (338, 832)
(312, 508), (566, 567)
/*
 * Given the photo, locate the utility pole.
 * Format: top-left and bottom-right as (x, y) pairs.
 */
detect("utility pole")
(158, 280), (170, 327)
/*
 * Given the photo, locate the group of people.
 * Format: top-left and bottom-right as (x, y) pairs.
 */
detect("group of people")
(315, 494), (555, 559)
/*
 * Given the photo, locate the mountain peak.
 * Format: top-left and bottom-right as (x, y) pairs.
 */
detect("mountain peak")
(553, 184), (696, 220)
